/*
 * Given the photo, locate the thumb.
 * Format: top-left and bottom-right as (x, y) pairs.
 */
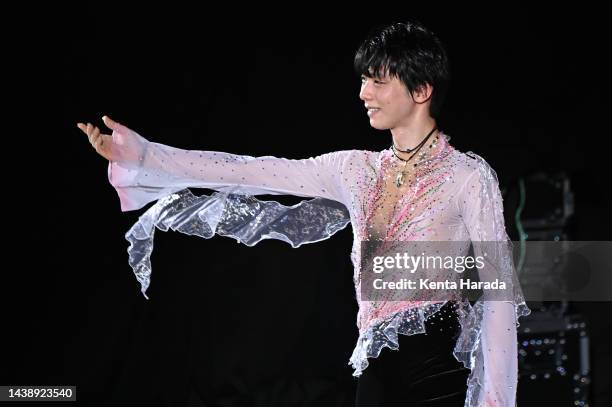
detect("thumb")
(101, 115), (119, 131)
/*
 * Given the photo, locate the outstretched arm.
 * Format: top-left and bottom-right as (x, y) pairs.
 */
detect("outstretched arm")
(78, 116), (352, 211)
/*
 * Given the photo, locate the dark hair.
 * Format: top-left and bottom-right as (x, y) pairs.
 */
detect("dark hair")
(354, 20), (450, 118)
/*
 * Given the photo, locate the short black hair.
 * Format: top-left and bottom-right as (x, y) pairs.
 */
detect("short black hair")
(354, 20), (450, 118)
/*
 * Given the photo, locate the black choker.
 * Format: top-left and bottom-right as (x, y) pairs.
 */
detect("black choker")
(391, 126), (438, 187)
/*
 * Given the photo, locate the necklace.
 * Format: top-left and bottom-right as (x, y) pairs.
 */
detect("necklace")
(391, 126), (438, 187)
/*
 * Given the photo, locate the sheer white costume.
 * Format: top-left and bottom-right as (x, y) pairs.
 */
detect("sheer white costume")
(107, 121), (530, 407)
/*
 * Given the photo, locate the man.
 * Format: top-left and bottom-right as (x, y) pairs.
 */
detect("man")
(78, 20), (529, 407)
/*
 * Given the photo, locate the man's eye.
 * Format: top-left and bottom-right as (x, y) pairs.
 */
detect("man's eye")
(360, 77), (384, 85)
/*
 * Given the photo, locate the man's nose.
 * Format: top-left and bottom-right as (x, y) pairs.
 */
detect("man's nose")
(359, 81), (372, 101)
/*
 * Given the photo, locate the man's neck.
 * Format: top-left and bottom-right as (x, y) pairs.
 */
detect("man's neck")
(390, 116), (438, 151)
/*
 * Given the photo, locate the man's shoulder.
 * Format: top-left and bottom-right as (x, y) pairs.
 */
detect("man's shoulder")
(449, 149), (499, 185)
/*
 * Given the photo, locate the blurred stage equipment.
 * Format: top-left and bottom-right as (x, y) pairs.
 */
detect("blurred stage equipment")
(507, 172), (590, 406)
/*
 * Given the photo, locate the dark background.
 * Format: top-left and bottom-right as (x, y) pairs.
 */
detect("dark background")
(6, 4), (611, 406)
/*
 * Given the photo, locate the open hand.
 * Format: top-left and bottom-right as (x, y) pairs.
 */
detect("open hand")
(76, 115), (120, 161)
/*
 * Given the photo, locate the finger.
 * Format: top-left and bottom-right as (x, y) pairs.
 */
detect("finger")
(88, 126), (97, 144)
(93, 134), (104, 151)
(95, 136), (111, 160)
(90, 127), (100, 145)
(77, 123), (91, 138)
(102, 115), (119, 131)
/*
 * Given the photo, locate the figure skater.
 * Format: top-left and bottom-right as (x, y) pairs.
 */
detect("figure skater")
(77, 20), (530, 407)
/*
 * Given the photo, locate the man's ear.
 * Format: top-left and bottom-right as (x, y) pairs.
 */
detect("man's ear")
(412, 83), (434, 104)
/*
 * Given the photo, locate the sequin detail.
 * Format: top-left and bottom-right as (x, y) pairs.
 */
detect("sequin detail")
(107, 123), (530, 407)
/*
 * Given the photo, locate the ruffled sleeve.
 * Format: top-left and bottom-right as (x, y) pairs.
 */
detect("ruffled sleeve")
(458, 153), (531, 407)
(123, 189), (351, 299)
(107, 122), (352, 211)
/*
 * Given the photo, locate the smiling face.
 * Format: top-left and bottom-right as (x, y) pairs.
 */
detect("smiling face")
(359, 71), (422, 130)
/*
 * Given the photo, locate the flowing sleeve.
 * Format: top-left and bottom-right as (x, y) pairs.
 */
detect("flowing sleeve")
(124, 189), (351, 300)
(107, 121), (351, 211)
(457, 153), (530, 407)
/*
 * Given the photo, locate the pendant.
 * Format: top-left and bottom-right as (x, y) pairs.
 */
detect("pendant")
(395, 171), (405, 188)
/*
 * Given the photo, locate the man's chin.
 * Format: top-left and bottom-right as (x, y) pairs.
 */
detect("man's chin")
(369, 122), (390, 130)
